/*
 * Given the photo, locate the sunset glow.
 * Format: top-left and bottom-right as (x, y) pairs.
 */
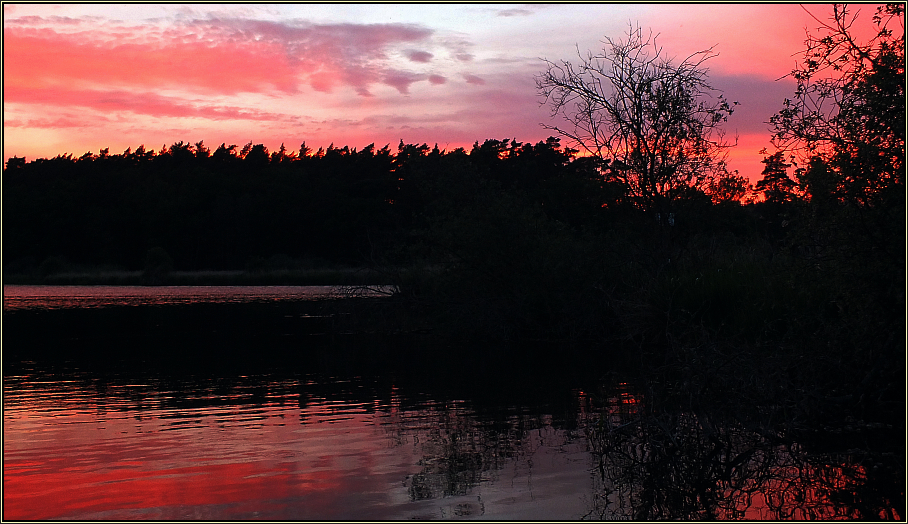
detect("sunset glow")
(5, 4), (902, 518)
(1, 3), (886, 182)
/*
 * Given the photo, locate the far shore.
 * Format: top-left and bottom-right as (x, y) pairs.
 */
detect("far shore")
(2, 267), (394, 287)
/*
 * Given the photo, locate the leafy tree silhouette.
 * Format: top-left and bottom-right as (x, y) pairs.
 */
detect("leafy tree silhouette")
(707, 170), (750, 204)
(769, 3), (904, 207)
(5, 156), (26, 171)
(244, 143), (270, 168)
(194, 140), (210, 159)
(755, 152), (796, 203)
(212, 143), (238, 164)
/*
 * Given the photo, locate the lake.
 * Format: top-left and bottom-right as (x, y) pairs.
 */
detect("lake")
(2, 284), (395, 312)
(2, 286), (900, 520)
(4, 364), (600, 520)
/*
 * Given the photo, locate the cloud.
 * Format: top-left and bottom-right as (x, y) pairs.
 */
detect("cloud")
(3, 30), (301, 95)
(495, 4), (553, 17)
(497, 8), (534, 17)
(347, 68), (544, 140)
(3, 17), (438, 98)
(4, 86), (298, 122)
(381, 71), (425, 94)
(437, 36), (475, 62)
(195, 18), (434, 63)
(462, 74), (486, 85)
(404, 49), (433, 63)
(4, 14), (102, 26)
(428, 74), (447, 85)
(4, 116), (102, 129)
(709, 73), (797, 135)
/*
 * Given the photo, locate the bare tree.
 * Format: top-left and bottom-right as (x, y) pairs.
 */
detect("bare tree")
(537, 25), (736, 214)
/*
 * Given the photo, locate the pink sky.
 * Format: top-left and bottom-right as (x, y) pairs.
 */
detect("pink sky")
(2, 3), (885, 182)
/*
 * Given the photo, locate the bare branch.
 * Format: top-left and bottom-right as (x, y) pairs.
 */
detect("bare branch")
(537, 23), (735, 213)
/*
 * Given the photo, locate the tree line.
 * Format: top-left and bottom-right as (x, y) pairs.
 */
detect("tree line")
(4, 134), (762, 276)
(3, 137), (600, 272)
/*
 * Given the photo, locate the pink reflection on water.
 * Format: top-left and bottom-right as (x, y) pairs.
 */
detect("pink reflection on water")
(3, 375), (594, 520)
(2, 285), (395, 311)
(4, 382), (424, 519)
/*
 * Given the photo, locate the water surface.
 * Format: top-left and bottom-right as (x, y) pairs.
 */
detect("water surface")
(3, 364), (599, 520)
(3, 284), (393, 312)
(3, 286), (900, 520)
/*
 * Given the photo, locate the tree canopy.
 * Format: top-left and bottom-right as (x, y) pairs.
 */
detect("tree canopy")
(769, 3), (904, 207)
(3, 137), (607, 272)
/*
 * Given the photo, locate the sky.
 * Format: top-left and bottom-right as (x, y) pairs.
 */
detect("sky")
(1, 3), (883, 182)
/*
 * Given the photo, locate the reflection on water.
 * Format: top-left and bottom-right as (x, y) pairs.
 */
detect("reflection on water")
(6, 363), (897, 520)
(3, 367), (595, 520)
(581, 381), (902, 520)
(3, 289), (900, 520)
(2, 285), (395, 312)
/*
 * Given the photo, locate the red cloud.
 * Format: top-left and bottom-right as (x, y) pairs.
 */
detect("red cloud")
(181, 19), (434, 95)
(4, 85), (296, 122)
(4, 116), (101, 129)
(4, 18), (436, 97)
(428, 74), (447, 85)
(3, 31), (300, 95)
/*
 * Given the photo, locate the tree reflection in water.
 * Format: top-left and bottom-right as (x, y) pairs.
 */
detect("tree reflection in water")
(371, 383), (585, 510)
(407, 410), (496, 501)
(398, 402), (535, 502)
(582, 379), (901, 520)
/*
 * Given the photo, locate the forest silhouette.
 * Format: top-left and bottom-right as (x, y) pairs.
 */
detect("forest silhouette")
(4, 138), (603, 274)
